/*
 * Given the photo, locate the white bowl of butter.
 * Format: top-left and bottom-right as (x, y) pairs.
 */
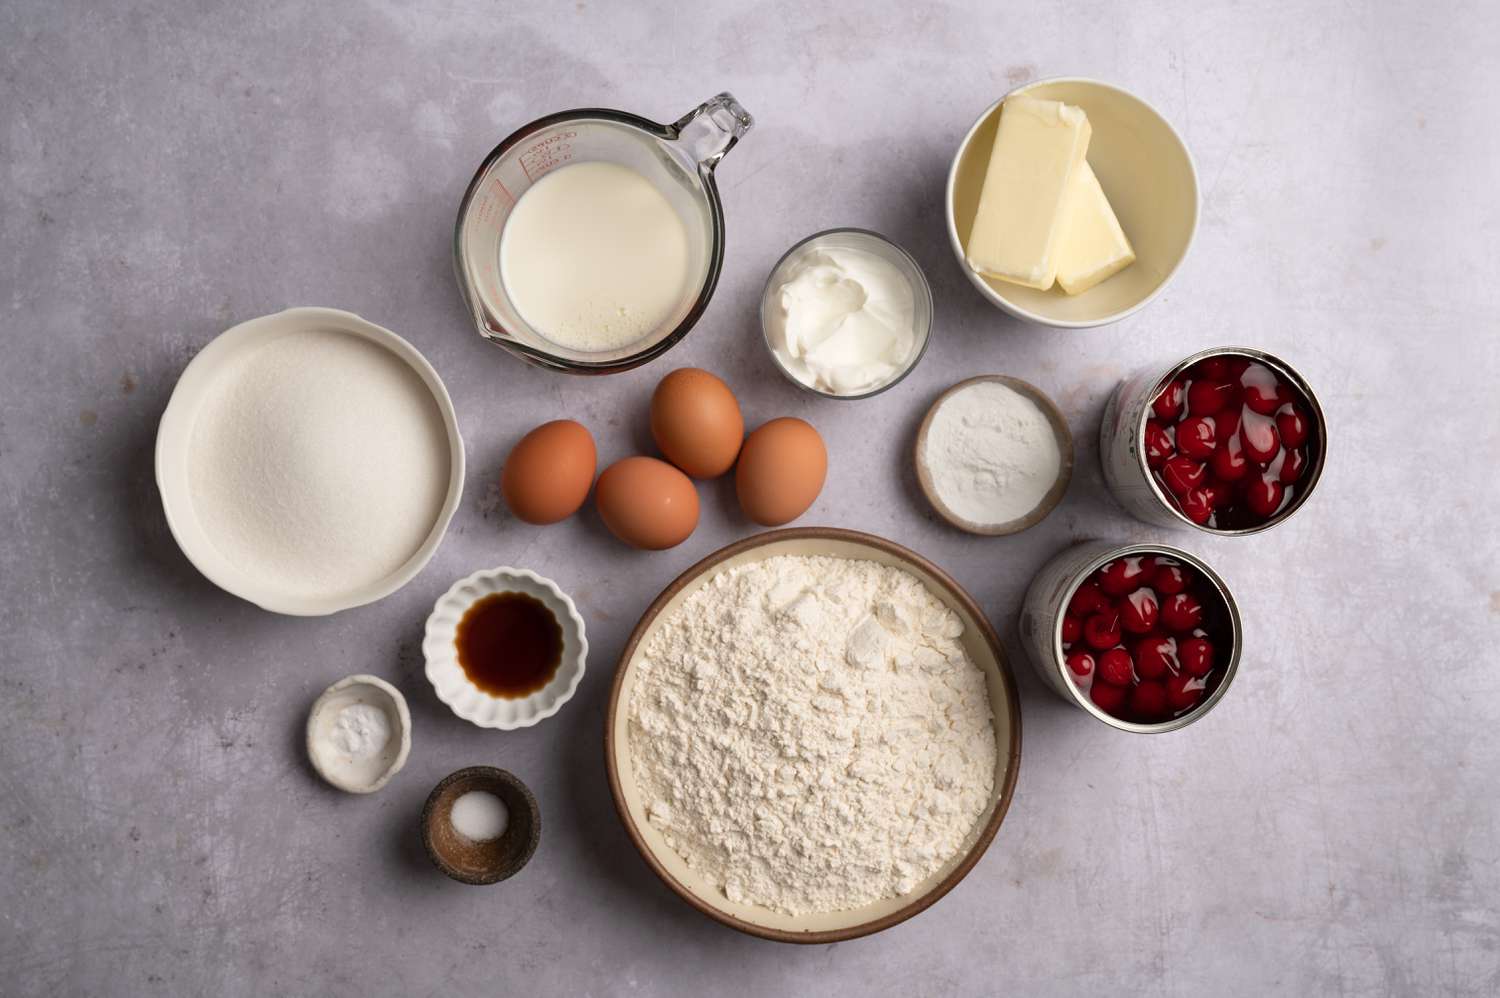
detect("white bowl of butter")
(946, 78), (1198, 328)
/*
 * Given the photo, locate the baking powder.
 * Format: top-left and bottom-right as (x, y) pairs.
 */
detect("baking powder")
(923, 380), (1063, 527)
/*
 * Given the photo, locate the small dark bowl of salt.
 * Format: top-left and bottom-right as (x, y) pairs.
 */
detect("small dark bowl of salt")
(420, 766), (540, 885)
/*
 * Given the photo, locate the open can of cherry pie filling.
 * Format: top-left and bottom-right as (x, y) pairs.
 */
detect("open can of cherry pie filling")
(1020, 541), (1243, 732)
(1100, 346), (1326, 534)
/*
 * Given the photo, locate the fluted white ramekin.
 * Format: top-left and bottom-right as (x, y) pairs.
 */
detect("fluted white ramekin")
(423, 567), (587, 730)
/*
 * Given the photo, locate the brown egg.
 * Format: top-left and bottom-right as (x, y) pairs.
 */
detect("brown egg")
(735, 417), (827, 526)
(650, 368), (744, 478)
(500, 420), (597, 525)
(594, 456), (700, 550)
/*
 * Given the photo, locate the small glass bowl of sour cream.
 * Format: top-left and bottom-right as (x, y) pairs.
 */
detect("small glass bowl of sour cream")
(760, 228), (933, 401)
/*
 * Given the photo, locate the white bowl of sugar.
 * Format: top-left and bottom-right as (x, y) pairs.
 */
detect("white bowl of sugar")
(155, 307), (466, 616)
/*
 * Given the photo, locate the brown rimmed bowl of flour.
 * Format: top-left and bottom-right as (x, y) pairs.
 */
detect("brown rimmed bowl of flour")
(914, 376), (1074, 536)
(604, 527), (1022, 943)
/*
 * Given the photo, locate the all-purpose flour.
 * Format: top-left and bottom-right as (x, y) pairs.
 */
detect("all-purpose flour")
(627, 555), (996, 916)
(188, 329), (449, 600)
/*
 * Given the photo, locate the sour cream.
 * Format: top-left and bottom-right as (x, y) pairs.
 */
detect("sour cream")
(765, 245), (918, 396)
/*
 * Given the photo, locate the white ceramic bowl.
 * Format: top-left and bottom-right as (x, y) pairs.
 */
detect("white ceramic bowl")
(305, 674), (412, 794)
(946, 78), (1199, 328)
(914, 375), (1075, 536)
(423, 568), (587, 730)
(155, 307), (466, 616)
(605, 528), (1022, 943)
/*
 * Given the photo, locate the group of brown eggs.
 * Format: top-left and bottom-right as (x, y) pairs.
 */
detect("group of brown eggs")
(499, 368), (828, 549)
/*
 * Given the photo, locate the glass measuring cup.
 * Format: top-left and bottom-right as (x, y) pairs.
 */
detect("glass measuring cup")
(454, 92), (753, 374)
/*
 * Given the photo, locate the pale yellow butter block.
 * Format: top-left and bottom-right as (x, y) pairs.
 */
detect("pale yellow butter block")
(1056, 161), (1136, 295)
(965, 96), (1092, 290)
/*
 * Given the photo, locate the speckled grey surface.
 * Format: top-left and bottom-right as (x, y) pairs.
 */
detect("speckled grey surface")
(3, 1), (1498, 995)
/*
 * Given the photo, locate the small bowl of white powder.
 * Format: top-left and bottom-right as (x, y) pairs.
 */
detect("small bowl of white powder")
(305, 674), (411, 794)
(914, 375), (1074, 535)
(421, 766), (540, 885)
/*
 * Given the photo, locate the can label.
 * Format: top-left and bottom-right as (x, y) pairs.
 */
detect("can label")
(1100, 364), (1186, 529)
(1018, 540), (1122, 706)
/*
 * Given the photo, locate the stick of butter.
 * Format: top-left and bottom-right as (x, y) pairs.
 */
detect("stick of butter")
(1055, 161), (1135, 295)
(965, 96), (1091, 290)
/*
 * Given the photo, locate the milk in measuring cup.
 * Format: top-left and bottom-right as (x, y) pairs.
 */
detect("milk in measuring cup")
(499, 161), (692, 353)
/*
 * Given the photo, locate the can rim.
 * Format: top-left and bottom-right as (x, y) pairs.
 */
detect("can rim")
(1132, 346), (1328, 536)
(1050, 542), (1243, 733)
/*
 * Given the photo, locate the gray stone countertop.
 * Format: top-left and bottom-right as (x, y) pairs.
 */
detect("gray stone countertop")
(2, 1), (1497, 995)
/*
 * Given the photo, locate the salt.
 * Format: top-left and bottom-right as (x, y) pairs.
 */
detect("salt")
(450, 791), (509, 842)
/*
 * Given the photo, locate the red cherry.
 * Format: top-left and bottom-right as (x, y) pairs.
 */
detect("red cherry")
(1159, 456), (1207, 498)
(1152, 559), (1189, 595)
(1179, 487), (1215, 525)
(1061, 615), (1082, 645)
(1130, 680), (1169, 722)
(1276, 405), (1310, 448)
(1067, 581), (1109, 619)
(1152, 379), (1185, 421)
(1240, 411), (1281, 464)
(1161, 592), (1205, 632)
(1278, 446), (1308, 484)
(1211, 434), (1250, 482)
(1120, 588), (1160, 634)
(1176, 416), (1217, 460)
(1202, 483), (1239, 518)
(1213, 404), (1242, 439)
(1098, 647), (1134, 685)
(1178, 636), (1214, 677)
(1091, 682), (1127, 715)
(1099, 556), (1153, 596)
(1246, 476), (1286, 518)
(1144, 419), (1175, 468)
(1066, 650), (1095, 678)
(1226, 356), (1252, 378)
(1166, 673), (1204, 711)
(1194, 356), (1231, 380)
(1241, 363), (1282, 415)
(1187, 379), (1233, 416)
(1083, 610), (1123, 651)
(1135, 635), (1177, 679)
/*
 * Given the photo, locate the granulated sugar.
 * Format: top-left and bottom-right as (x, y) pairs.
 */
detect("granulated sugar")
(627, 554), (997, 916)
(187, 329), (449, 600)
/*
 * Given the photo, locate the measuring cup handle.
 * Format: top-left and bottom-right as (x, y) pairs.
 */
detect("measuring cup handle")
(670, 92), (753, 171)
